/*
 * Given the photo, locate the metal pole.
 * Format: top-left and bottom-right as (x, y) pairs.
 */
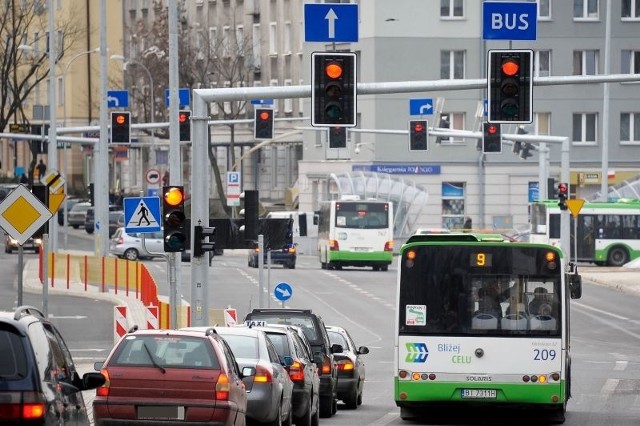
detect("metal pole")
(17, 246), (24, 306)
(47, 0), (58, 253)
(538, 143), (547, 200)
(95, 0), (109, 257)
(560, 138), (571, 260)
(600, 0), (612, 201)
(258, 235), (264, 308)
(267, 250), (271, 308)
(42, 234), (49, 316)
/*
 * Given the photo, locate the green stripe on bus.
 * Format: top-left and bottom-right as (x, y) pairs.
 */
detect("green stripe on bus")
(394, 379), (566, 404)
(328, 251), (393, 262)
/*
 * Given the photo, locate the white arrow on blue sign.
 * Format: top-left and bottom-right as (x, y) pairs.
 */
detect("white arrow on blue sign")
(304, 3), (358, 43)
(274, 282), (292, 302)
(482, 1), (537, 41)
(164, 88), (191, 107)
(409, 99), (434, 116)
(107, 90), (129, 108)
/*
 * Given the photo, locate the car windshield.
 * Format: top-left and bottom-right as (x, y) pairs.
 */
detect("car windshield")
(111, 335), (219, 369)
(264, 332), (289, 359)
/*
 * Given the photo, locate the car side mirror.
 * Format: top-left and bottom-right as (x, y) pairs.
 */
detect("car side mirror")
(357, 346), (370, 355)
(82, 372), (107, 391)
(282, 355), (294, 367)
(242, 366), (256, 378)
(330, 344), (343, 354)
(568, 273), (582, 299)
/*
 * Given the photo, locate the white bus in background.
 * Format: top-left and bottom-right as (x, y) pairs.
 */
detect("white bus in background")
(265, 211), (318, 254)
(317, 197), (394, 271)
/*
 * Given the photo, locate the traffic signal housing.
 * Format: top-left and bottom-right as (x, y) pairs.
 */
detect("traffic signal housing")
(254, 108), (274, 140)
(193, 225), (216, 258)
(487, 49), (533, 123)
(482, 122), (502, 153)
(88, 183), (94, 206)
(179, 110), (191, 142)
(408, 120), (428, 151)
(162, 186), (187, 252)
(557, 182), (569, 210)
(311, 51), (357, 127)
(328, 127), (347, 149)
(111, 111), (131, 143)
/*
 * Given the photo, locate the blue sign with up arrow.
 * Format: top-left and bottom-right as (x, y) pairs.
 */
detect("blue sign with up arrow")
(304, 3), (358, 43)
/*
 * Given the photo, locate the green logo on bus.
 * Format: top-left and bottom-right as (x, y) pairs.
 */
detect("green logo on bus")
(405, 343), (429, 363)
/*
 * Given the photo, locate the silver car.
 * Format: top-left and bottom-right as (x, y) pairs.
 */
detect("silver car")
(67, 202), (92, 228)
(109, 227), (165, 260)
(184, 326), (294, 425)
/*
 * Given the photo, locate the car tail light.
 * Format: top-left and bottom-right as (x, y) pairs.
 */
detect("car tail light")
(289, 360), (305, 382)
(116, 237), (124, 245)
(254, 247), (260, 254)
(254, 364), (273, 383)
(288, 246), (297, 254)
(384, 240), (394, 252)
(0, 391), (45, 421)
(96, 369), (110, 397)
(336, 359), (354, 371)
(215, 373), (230, 400)
(329, 240), (339, 251)
(321, 354), (332, 375)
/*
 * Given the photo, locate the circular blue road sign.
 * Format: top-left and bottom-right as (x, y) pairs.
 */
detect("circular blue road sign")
(274, 282), (293, 302)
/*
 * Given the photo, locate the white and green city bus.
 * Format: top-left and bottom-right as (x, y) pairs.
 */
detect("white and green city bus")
(394, 233), (582, 423)
(317, 198), (394, 271)
(530, 198), (640, 266)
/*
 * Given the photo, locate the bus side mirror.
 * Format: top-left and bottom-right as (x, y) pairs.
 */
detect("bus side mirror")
(568, 273), (582, 299)
(313, 214), (319, 226)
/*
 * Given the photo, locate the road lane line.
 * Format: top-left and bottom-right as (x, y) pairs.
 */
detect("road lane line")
(369, 412), (399, 425)
(613, 360), (628, 371)
(573, 302), (629, 320)
(573, 306), (640, 340)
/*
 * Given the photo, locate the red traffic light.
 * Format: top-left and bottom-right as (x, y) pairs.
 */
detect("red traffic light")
(501, 59), (519, 76)
(414, 123), (424, 133)
(179, 113), (188, 123)
(259, 111), (270, 120)
(114, 114), (126, 125)
(325, 63), (343, 79)
(558, 183), (568, 194)
(487, 124), (498, 134)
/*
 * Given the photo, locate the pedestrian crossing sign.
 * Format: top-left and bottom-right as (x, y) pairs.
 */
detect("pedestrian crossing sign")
(123, 196), (162, 233)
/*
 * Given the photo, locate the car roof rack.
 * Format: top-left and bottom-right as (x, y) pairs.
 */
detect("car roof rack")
(14, 305), (45, 321)
(251, 308), (311, 314)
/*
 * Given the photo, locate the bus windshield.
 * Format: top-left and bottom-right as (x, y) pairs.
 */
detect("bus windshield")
(398, 244), (561, 337)
(335, 201), (389, 229)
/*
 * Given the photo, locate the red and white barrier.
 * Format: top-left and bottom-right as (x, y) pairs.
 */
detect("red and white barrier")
(224, 308), (238, 327)
(145, 305), (159, 330)
(114, 306), (128, 344)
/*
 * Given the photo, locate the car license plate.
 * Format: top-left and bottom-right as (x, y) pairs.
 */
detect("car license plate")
(353, 247), (369, 252)
(137, 406), (184, 420)
(460, 389), (497, 399)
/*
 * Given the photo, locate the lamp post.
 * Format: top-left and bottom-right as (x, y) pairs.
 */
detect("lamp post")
(110, 54), (157, 172)
(60, 48), (99, 249)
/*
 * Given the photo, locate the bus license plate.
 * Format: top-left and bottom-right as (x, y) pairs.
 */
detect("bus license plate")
(461, 389), (497, 399)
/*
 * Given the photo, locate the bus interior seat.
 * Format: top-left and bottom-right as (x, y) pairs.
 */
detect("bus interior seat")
(471, 313), (499, 329)
(501, 314), (528, 330)
(529, 315), (557, 330)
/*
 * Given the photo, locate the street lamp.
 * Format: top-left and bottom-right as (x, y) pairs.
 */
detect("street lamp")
(60, 47), (99, 250)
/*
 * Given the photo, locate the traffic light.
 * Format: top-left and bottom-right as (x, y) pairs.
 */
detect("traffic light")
(557, 182), (569, 210)
(311, 51), (357, 127)
(254, 108), (274, 140)
(179, 110), (191, 142)
(487, 49), (533, 123)
(482, 122), (502, 153)
(408, 120), (428, 151)
(328, 127), (347, 149)
(519, 143), (534, 159)
(243, 190), (259, 242)
(162, 186), (187, 252)
(110, 111), (131, 143)
(193, 225), (216, 258)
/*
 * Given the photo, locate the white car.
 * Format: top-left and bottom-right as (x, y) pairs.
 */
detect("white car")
(109, 228), (165, 261)
(67, 202), (92, 229)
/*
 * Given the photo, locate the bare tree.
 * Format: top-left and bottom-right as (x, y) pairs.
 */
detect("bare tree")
(127, 2), (254, 217)
(0, 0), (82, 182)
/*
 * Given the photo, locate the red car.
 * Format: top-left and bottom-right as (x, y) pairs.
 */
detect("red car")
(93, 328), (253, 425)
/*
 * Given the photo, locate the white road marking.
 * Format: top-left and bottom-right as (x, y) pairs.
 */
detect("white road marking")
(369, 412), (399, 425)
(573, 302), (629, 320)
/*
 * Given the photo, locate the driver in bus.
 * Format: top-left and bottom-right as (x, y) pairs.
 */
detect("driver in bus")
(529, 287), (551, 316)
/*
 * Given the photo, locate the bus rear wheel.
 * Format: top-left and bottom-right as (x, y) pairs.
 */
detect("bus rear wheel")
(607, 246), (629, 266)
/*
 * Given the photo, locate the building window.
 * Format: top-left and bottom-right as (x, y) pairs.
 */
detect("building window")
(209, 27), (217, 54)
(534, 112), (551, 135)
(573, 0), (599, 19)
(236, 25), (244, 56)
(573, 50), (598, 75)
(622, 0), (640, 19)
(283, 22), (291, 54)
(284, 79), (293, 113)
(57, 76), (63, 106)
(440, 0), (463, 18)
(441, 182), (466, 230)
(534, 50), (551, 77)
(440, 50), (465, 79)
(438, 112), (465, 144)
(252, 24), (261, 69)
(298, 79), (304, 115)
(621, 50), (640, 74)
(269, 22), (277, 55)
(572, 113), (598, 144)
(270, 79), (279, 112)
(222, 26), (230, 57)
(620, 113), (640, 144)
(223, 81), (231, 114)
(538, 0), (551, 20)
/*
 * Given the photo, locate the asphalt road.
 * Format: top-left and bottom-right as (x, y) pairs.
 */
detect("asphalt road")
(5, 228), (639, 425)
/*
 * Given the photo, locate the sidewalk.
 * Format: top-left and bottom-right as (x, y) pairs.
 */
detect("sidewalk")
(579, 265), (640, 296)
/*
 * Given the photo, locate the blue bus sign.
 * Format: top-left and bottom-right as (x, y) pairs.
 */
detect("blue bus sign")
(483, 1), (537, 41)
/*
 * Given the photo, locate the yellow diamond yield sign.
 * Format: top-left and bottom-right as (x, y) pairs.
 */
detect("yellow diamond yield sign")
(0, 184), (52, 245)
(48, 193), (67, 214)
(566, 199), (586, 219)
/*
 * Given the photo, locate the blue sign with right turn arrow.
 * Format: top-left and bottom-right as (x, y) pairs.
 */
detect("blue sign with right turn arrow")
(274, 282), (293, 302)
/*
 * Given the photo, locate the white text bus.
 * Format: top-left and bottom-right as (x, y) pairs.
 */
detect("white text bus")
(317, 198), (394, 271)
(530, 199), (640, 266)
(394, 233), (582, 423)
